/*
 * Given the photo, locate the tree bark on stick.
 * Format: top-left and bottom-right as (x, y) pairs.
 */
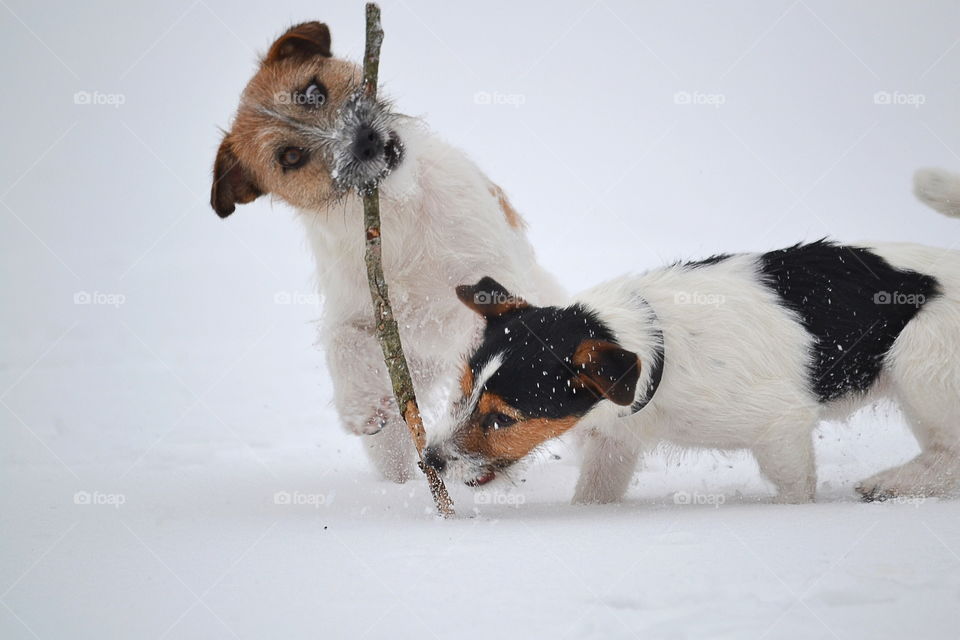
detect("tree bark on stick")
(360, 3), (455, 517)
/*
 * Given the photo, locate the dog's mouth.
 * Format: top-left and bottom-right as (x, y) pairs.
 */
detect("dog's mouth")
(465, 469), (496, 487)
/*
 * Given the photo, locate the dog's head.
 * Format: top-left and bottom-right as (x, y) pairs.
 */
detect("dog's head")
(423, 277), (642, 487)
(211, 21), (404, 218)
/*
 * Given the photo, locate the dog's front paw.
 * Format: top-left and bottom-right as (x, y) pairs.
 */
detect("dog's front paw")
(855, 470), (925, 502)
(572, 483), (622, 505)
(855, 484), (891, 503)
(349, 396), (397, 436)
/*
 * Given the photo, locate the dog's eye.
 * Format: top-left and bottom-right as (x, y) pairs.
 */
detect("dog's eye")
(278, 146), (308, 169)
(481, 412), (516, 431)
(294, 79), (327, 109)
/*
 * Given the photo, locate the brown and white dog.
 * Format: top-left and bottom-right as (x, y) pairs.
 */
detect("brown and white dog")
(211, 22), (562, 482)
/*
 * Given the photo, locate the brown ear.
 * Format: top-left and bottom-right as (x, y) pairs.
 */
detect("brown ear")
(211, 136), (263, 218)
(572, 339), (640, 406)
(266, 22), (332, 63)
(455, 277), (529, 318)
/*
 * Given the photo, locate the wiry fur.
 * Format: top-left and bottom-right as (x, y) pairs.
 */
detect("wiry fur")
(915, 168), (960, 217)
(212, 22), (563, 481)
(574, 244), (960, 504)
(428, 233), (960, 505)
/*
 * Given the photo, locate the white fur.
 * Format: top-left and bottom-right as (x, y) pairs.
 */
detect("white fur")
(300, 117), (563, 481)
(571, 244), (960, 504)
(914, 168), (960, 217)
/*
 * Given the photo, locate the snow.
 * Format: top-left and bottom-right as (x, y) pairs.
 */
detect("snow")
(3, 1), (960, 639)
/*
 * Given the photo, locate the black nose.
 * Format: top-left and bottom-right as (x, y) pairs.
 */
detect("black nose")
(352, 125), (383, 162)
(423, 446), (446, 473)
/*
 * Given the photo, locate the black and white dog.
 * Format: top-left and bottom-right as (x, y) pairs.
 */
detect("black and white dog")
(424, 187), (960, 504)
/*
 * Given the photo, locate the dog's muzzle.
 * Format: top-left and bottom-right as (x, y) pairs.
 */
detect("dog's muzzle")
(331, 93), (404, 193)
(351, 126), (403, 169)
(423, 444), (497, 487)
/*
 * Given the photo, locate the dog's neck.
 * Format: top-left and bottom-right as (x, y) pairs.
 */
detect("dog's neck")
(575, 281), (666, 413)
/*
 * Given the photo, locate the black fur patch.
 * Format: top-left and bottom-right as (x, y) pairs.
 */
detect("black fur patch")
(681, 253), (733, 269)
(469, 305), (614, 419)
(758, 240), (940, 402)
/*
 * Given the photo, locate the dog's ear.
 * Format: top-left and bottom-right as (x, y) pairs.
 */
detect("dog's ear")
(572, 339), (640, 406)
(266, 22), (332, 63)
(211, 135), (263, 218)
(455, 277), (529, 318)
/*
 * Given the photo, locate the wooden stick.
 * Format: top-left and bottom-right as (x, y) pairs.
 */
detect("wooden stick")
(360, 3), (455, 517)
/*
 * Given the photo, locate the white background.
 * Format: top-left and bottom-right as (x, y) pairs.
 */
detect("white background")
(2, 1), (960, 638)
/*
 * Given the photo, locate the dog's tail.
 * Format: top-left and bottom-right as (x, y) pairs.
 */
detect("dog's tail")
(914, 168), (960, 218)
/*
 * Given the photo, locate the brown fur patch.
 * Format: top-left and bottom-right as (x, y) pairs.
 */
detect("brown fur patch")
(460, 414), (577, 464)
(266, 22), (332, 63)
(572, 339), (641, 406)
(476, 392), (522, 419)
(455, 392), (574, 464)
(212, 26), (362, 216)
(211, 137), (263, 217)
(489, 183), (527, 230)
(455, 280), (529, 318)
(459, 365), (474, 397)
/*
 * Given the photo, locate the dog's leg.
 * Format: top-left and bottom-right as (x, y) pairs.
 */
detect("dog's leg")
(858, 393), (960, 500)
(572, 427), (644, 504)
(326, 322), (416, 483)
(857, 447), (960, 501)
(753, 424), (817, 504)
(361, 403), (415, 485)
(857, 343), (960, 500)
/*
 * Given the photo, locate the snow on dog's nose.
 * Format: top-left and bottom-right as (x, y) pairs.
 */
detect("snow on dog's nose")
(329, 92), (404, 194)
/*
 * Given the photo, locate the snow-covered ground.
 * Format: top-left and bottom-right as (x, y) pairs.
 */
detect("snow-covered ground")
(2, 1), (960, 638)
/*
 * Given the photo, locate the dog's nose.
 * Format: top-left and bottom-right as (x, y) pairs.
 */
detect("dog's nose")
(352, 125), (383, 162)
(422, 446), (446, 473)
